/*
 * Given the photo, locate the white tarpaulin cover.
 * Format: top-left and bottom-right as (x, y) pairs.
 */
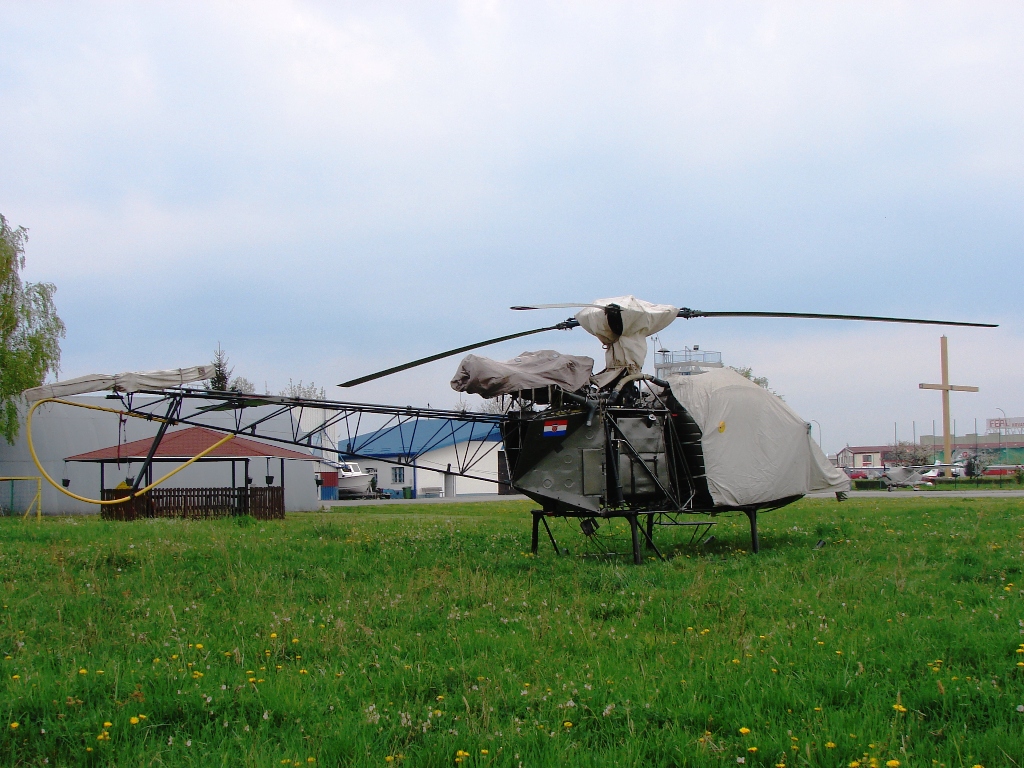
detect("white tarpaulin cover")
(667, 367), (849, 506)
(451, 350), (594, 397)
(22, 365), (213, 402)
(576, 296), (678, 385)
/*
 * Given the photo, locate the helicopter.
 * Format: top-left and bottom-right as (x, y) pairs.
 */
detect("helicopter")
(23, 296), (995, 563)
(338, 295), (997, 562)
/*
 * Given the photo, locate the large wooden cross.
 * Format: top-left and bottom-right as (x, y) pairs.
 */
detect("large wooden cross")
(919, 335), (978, 475)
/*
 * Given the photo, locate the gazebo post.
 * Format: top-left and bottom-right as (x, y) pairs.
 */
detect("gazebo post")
(280, 458), (285, 516)
(100, 462), (105, 497)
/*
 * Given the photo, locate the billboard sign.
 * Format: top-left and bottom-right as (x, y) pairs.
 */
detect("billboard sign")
(988, 417), (1024, 434)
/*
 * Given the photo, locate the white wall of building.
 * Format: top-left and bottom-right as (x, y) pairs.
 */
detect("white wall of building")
(353, 440), (502, 497)
(0, 396), (320, 514)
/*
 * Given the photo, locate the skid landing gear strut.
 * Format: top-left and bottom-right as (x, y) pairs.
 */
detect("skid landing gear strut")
(745, 509), (759, 554)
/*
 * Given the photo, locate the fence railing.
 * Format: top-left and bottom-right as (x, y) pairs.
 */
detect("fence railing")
(100, 487), (284, 521)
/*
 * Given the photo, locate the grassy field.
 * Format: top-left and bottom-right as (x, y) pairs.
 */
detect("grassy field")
(2, 497), (1023, 767)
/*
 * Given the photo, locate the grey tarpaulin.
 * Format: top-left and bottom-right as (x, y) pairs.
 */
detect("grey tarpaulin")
(666, 367), (849, 506)
(22, 365), (214, 402)
(451, 350), (595, 398)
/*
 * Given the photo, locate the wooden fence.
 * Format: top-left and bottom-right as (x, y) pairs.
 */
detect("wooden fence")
(100, 487), (284, 521)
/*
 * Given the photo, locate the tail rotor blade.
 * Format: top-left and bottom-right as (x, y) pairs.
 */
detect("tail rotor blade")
(338, 322), (577, 388)
(677, 308), (997, 328)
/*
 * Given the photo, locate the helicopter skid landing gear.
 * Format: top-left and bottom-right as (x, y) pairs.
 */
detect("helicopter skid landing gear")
(745, 509), (759, 554)
(531, 511), (566, 556)
(629, 515), (641, 565)
(531, 510), (664, 564)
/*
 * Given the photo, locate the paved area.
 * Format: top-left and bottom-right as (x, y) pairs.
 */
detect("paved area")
(808, 489), (1024, 499)
(325, 489), (1024, 508)
(322, 493), (530, 508)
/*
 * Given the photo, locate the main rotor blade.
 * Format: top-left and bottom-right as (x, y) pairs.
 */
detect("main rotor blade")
(510, 303), (604, 310)
(677, 308), (997, 328)
(338, 322), (576, 388)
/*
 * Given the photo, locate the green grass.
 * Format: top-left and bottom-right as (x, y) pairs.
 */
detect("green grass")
(2, 497), (1023, 767)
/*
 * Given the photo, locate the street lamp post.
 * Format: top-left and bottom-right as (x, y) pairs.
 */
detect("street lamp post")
(812, 420), (822, 452)
(997, 407), (1007, 489)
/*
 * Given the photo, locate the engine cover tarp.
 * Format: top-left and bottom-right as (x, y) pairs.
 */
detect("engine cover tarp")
(667, 368), (849, 506)
(451, 350), (594, 398)
(23, 365), (214, 402)
(575, 296), (678, 386)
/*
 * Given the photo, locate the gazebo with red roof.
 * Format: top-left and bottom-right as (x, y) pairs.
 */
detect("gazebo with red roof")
(65, 426), (318, 520)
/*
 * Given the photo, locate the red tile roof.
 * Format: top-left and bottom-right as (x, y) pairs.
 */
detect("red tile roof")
(66, 426), (318, 462)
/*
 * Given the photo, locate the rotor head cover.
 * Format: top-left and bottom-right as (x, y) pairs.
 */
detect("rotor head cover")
(575, 296), (678, 379)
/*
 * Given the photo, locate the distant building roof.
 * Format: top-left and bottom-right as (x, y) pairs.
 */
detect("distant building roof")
(343, 418), (501, 459)
(839, 446), (893, 454)
(66, 426), (317, 462)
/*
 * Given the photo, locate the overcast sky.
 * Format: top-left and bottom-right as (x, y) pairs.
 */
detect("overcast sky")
(2, 1), (1021, 453)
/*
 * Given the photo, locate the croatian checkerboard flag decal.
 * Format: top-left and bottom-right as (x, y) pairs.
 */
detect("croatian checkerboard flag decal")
(542, 419), (568, 437)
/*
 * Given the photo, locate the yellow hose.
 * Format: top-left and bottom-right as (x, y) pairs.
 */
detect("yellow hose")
(26, 397), (235, 505)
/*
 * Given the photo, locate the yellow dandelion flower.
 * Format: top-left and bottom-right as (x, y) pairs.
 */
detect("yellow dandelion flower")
(563, 721), (573, 728)
(96, 670), (104, 675)
(886, 761), (900, 768)
(138, 714), (147, 720)
(826, 742), (836, 748)
(481, 749), (489, 754)
(78, 668), (87, 675)
(292, 638), (299, 644)
(436, 695), (445, 701)
(739, 727), (751, 735)
(195, 644), (203, 650)
(433, 709), (442, 717)
(103, 721), (112, 727)
(10, 722), (19, 729)
(271, 633), (278, 638)
(153, 658), (161, 663)
(86, 747), (93, 752)
(307, 759), (316, 764)
(129, 717), (139, 725)
(748, 747), (758, 753)
(299, 669), (308, 675)
(892, 704), (907, 713)
(385, 758), (394, 764)
(11, 675), (19, 680)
